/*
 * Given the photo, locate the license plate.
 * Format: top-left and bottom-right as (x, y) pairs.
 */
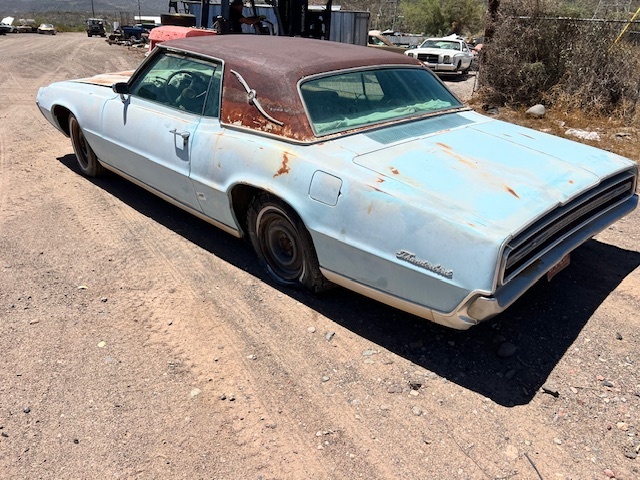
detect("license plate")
(547, 253), (570, 282)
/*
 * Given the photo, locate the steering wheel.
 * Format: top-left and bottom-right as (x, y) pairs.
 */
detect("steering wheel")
(164, 70), (201, 103)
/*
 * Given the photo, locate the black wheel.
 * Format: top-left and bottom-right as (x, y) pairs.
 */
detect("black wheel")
(247, 193), (331, 293)
(69, 114), (105, 177)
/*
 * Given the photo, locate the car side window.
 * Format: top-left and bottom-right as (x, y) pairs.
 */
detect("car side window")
(202, 67), (222, 118)
(129, 52), (219, 116)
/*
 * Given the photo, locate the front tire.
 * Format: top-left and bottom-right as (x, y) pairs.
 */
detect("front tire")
(69, 114), (105, 177)
(247, 193), (331, 293)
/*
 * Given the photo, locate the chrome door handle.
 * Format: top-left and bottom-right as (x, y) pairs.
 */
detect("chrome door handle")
(169, 128), (190, 147)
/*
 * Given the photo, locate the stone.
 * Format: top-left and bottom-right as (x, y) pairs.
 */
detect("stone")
(526, 104), (546, 117)
(541, 384), (560, 397)
(387, 384), (403, 394)
(505, 445), (518, 460)
(565, 128), (601, 141)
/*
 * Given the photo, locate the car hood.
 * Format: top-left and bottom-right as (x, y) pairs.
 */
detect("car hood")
(74, 71), (135, 87)
(352, 112), (634, 235)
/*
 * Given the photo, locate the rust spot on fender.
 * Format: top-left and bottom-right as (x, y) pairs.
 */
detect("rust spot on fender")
(506, 186), (520, 198)
(274, 153), (291, 177)
(390, 167), (399, 175)
(569, 180), (575, 184)
(377, 177), (385, 183)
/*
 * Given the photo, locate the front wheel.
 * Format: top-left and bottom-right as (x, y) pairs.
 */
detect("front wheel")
(247, 194), (331, 293)
(69, 114), (105, 177)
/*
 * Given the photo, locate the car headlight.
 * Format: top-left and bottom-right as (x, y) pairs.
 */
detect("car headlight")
(443, 55), (451, 64)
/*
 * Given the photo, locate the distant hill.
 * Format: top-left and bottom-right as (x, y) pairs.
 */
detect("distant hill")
(4, 0), (174, 15)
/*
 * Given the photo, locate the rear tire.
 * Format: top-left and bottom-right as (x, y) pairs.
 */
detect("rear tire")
(69, 114), (105, 177)
(247, 193), (331, 293)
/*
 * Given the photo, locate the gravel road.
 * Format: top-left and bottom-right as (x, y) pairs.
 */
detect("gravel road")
(1, 33), (639, 480)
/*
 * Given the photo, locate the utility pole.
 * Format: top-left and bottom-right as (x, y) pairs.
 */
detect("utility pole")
(91, 0), (95, 17)
(391, 0), (398, 32)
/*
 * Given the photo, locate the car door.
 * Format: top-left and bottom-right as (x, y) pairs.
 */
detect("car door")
(99, 51), (218, 212)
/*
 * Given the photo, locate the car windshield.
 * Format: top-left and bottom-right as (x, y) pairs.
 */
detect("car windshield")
(300, 67), (462, 136)
(420, 40), (461, 50)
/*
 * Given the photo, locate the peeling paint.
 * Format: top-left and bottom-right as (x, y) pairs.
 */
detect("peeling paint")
(390, 167), (399, 175)
(274, 153), (291, 177)
(75, 71), (135, 86)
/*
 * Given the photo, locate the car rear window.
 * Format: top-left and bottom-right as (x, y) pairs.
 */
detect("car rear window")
(300, 67), (462, 136)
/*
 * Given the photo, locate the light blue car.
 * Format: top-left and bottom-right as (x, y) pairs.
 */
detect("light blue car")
(36, 33), (638, 329)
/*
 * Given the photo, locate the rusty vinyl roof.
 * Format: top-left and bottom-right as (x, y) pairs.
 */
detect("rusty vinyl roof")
(159, 35), (423, 142)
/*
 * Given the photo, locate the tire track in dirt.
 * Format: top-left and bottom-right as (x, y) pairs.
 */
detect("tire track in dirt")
(42, 158), (405, 477)
(0, 133), (8, 226)
(38, 165), (326, 477)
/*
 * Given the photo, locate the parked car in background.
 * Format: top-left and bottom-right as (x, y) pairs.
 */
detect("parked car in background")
(405, 34), (474, 74)
(118, 24), (148, 40)
(37, 23), (56, 35)
(16, 20), (38, 33)
(86, 18), (106, 37)
(0, 22), (13, 34)
(36, 34), (638, 329)
(367, 30), (407, 54)
(1, 16), (16, 33)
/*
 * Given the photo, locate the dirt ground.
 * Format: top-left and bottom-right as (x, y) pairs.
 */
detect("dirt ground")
(1, 33), (639, 480)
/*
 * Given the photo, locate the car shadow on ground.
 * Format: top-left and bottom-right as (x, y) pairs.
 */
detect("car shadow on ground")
(60, 155), (640, 407)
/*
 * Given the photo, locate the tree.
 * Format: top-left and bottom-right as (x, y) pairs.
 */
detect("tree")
(399, 0), (484, 36)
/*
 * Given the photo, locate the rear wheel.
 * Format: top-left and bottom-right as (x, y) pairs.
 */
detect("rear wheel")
(247, 193), (331, 293)
(69, 114), (105, 177)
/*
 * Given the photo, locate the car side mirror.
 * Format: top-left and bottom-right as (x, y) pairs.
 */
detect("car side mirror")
(112, 82), (129, 101)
